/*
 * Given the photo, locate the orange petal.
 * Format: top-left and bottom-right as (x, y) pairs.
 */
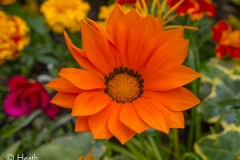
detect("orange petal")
(108, 101), (135, 144)
(51, 92), (78, 109)
(81, 21), (116, 75)
(72, 91), (112, 116)
(144, 65), (201, 91)
(46, 77), (82, 93)
(143, 39), (189, 79)
(64, 32), (104, 79)
(116, 10), (141, 67)
(153, 17), (164, 34)
(85, 18), (121, 67)
(86, 17), (114, 43)
(106, 4), (125, 44)
(119, 103), (149, 134)
(133, 98), (170, 133)
(169, 111), (184, 128)
(143, 87), (200, 111)
(88, 104), (113, 139)
(151, 27), (184, 54)
(75, 116), (90, 132)
(127, 15), (159, 71)
(59, 68), (105, 90)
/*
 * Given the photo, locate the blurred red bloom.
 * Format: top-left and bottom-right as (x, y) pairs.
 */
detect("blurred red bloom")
(3, 76), (59, 118)
(211, 21), (240, 58)
(117, 0), (147, 8)
(167, 0), (216, 20)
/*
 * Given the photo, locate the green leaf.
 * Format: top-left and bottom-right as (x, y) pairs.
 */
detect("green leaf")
(198, 76), (240, 127)
(199, 59), (240, 127)
(28, 144), (81, 160)
(0, 141), (22, 160)
(26, 16), (48, 35)
(36, 56), (59, 66)
(28, 133), (105, 159)
(200, 59), (237, 83)
(194, 124), (240, 160)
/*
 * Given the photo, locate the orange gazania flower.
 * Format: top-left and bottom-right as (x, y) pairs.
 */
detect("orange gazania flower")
(212, 21), (240, 58)
(47, 5), (201, 144)
(167, 0), (216, 20)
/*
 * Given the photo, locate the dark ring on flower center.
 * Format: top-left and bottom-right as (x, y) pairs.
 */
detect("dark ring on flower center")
(104, 67), (144, 103)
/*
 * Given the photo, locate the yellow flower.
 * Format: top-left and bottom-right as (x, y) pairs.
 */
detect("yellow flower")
(78, 150), (98, 160)
(97, 3), (146, 28)
(220, 30), (240, 48)
(0, 11), (30, 64)
(40, 0), (90, 33)
(0, 0), (15, 5)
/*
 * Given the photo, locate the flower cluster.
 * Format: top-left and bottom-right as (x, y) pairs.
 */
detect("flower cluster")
(0, 0), (15, 5)
(0, 11), (30, 64)
(212, 21), (240, 58)
(47, 5), (200, 144)
(40, 0), (90, 33)
(4, 76), (59, 119)
(167, 0), (216, 20)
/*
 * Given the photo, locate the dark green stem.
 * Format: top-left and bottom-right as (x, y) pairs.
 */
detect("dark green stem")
(173, 129), (180, 158)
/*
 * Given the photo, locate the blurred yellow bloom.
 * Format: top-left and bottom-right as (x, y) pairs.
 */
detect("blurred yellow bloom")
(78, 150), (98, 160)
(97, 3), (146, 28)
(220, 30), (240, 48)
(0, 11), (30, 64)
(0, 0), (15, 5)
(40, 0), (90, 33)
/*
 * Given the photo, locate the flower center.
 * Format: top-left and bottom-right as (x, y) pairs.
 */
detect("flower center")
(104, 67), (144, 103)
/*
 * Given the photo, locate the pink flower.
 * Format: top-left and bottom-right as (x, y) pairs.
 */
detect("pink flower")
(3, 76), (59, 118)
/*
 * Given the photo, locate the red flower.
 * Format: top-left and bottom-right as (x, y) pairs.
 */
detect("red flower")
(118, 0), (136, 5)
(3, 76), (59, 118)
(167, 0), (216, 20)
(211, 21), (240, 58)
(117, 0), (147, 8)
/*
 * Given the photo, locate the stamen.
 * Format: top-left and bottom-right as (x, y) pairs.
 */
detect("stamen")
(104, 67), (144, 103)
(163, 14), (178, 25)
(159, 0), (168, 18)
(164, 25), (199, 31)
(162, 0), (185, 22)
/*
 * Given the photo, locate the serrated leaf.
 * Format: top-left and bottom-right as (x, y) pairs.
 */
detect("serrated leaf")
(194, 124), (240, 160)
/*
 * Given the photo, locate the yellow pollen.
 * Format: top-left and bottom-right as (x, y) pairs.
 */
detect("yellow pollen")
(107, 73), (140, 103)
